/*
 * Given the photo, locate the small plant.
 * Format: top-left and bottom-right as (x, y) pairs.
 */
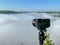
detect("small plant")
(43, 33), (55, 45)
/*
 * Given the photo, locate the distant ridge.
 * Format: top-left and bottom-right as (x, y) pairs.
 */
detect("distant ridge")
(0, 10), (33, 14)
(0, 10), (60, 14)
(0, 10), (20, 14)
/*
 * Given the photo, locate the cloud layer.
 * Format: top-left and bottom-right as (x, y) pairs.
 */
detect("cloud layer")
(0, 13), (59, 45)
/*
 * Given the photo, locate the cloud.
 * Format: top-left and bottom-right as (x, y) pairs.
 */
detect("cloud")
(0, 13), (59, 45)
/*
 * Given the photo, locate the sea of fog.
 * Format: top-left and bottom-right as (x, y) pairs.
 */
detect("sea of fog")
(0, 13), (60, 45)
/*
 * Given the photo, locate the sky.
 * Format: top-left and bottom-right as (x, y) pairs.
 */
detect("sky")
(0, 0), (60, 11)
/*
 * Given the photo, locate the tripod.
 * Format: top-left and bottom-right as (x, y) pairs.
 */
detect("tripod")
(38, 29), (47, 45)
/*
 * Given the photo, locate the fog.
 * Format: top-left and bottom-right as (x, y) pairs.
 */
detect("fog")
(0, 13), (60, 45)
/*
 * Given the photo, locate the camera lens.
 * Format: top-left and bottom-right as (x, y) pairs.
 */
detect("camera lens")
(32, 19), (37, 27)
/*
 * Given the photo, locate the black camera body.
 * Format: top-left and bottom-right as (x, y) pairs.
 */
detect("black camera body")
(32, 18), (50, 30)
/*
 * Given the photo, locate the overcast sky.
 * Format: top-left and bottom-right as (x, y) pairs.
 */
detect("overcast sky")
(0, 0), (60, 11)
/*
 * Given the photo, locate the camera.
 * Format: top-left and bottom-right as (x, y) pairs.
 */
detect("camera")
(32, 18), (50, 30)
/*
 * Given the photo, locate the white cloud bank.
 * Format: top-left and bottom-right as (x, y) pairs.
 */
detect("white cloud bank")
(0, 13), (59, 45)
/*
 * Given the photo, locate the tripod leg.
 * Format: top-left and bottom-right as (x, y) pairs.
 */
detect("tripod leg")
(39, 31), (43, 45)
(39, 31), (46, 45)
(39, 38), (44, 45)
